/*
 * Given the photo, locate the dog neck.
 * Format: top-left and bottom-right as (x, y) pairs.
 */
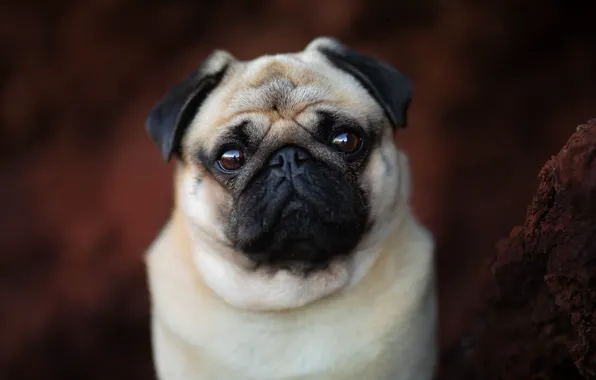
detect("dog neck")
(148, 204), (436, 378)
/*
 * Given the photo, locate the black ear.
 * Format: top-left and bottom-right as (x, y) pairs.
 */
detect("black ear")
(307, 37), (412, 129)
(145, 51), (233, 162)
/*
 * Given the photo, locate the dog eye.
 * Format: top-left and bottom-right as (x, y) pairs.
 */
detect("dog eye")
(330, 131), (362, 154)
(218, 149), (246, 171)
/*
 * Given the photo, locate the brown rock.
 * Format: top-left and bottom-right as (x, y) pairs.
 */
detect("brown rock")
(440, 119), (596, 379)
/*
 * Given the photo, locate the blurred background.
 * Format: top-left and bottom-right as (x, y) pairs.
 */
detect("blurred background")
(1, 0), (595, 379)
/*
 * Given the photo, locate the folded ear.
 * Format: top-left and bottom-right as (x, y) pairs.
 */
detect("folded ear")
(145, 51), (235, 162)
(306, 37), (412, 129)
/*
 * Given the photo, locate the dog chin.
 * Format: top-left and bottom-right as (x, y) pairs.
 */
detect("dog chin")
(190, 242), (361, 311)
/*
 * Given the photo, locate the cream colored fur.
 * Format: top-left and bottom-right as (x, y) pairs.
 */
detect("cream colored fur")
(147, 204), (436, 380)
(146, 37), (437, 380)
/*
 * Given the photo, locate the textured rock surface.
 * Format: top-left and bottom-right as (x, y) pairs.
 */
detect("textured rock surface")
(440, 119), (596, 379)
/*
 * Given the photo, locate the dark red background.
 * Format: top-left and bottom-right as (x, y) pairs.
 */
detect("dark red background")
(1, 0), (595, 378)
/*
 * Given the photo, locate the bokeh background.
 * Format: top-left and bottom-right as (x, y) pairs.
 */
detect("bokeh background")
(1, 0), (595, 379)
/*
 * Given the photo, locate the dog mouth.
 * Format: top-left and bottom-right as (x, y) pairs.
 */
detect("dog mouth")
(227, 151), (369, 274)
(249, 238), (334, 275)
(254, 258), (332, 276)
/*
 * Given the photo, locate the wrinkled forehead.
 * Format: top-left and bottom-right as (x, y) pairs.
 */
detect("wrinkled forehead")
(184, 51), (384, 151)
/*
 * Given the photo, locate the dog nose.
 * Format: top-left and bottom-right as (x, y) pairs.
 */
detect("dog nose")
(268, 146), (311, 172)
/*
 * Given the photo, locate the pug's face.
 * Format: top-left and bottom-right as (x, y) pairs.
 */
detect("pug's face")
(146, 37), (413, 310)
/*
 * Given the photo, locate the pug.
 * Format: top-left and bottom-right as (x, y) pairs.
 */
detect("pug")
(144, 37), (437, 380)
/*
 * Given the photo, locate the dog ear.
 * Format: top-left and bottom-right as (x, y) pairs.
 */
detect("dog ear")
(146, 51), (234, 162)
(306, 37), (412, 129)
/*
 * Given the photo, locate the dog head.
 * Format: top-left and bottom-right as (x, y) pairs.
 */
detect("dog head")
(146, 37), (413, 310)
